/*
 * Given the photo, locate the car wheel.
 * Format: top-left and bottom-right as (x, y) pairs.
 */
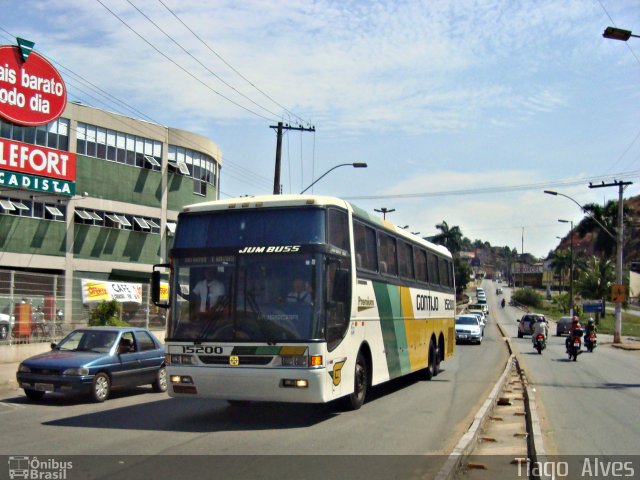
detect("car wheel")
(152, 367), (167, 393)
(24, 389), (45, 401)
(0, 324), (7, 340)
(91, 372), (110, 402)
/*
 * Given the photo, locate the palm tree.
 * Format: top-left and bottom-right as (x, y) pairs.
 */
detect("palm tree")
(431, 221), (463, 254)
(549, 249), (571, 293)
(576, 256), (614, 302)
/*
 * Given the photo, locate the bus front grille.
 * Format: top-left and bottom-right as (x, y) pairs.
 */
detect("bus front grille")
(198, 355), (274, 366)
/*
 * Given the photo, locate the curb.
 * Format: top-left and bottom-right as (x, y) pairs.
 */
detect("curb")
(434, 320), (515, 480)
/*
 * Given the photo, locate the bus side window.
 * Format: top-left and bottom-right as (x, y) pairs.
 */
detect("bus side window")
(328, 209), (349, 251)
(354, 221), (377, 271)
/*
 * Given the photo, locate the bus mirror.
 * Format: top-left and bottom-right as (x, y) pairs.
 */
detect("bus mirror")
(332, 268), (350, 303)
(151, 264), (170, 308)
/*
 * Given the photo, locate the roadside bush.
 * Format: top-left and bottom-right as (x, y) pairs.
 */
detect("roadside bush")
(88, 300), (129, 326)
(512, 287), (543, 309)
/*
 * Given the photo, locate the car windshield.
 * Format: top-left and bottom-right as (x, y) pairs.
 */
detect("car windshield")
(456, 317), (478, 326)
(58, 330), (118, 353)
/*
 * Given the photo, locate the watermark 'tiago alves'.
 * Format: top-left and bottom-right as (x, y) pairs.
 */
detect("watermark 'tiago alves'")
(516, 458), (636, 479)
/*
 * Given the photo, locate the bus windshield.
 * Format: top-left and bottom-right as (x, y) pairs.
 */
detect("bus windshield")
(169, 253), (324, 343)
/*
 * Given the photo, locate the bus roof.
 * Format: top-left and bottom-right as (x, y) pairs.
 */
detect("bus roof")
(181, 194), (451, 258)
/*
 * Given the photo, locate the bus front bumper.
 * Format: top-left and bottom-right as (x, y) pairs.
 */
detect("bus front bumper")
(167, 365), (329, 403)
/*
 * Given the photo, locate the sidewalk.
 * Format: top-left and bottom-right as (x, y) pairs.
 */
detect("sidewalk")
(0, 361), (19, 396)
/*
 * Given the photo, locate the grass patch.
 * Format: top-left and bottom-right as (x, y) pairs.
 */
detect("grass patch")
(536, 299), (640, 338)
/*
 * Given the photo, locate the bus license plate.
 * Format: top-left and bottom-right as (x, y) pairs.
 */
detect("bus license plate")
(35, 383), (53, 392)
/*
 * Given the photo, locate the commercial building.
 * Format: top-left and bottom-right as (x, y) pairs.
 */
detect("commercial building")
(0, 101), (222, 331)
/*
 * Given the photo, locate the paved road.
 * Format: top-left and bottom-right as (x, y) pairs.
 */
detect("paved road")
(492, 284), (640, 456)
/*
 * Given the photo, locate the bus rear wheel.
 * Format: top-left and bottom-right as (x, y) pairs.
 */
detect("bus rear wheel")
(346, 351), (368, 410)
(421, 340), (437, 381)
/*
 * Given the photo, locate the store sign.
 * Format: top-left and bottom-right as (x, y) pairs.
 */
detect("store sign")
(0, 137), (76, 195)
(0, 44), (67, 126)
(81, 279), (143, 304)
(0, 170), (75, 196)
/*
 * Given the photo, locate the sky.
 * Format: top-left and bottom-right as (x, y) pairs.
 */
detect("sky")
(2, 0), (640, 258)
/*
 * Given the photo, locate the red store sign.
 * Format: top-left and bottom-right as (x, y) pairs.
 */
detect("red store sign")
(0, 137), (76, 182)
(0, 45), (67, 126)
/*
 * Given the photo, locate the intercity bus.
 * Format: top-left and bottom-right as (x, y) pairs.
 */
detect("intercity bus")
(152, 194), (456, 409)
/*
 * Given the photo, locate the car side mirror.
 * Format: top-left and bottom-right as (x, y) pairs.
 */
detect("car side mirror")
(50, 342), (58, 350)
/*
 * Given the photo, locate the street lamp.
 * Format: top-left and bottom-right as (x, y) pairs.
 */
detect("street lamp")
(544, 190), (615, 238)
(558, 219), (574, 316)
(602, 26), (640, 41)
(299, 162), (367, 194)
(374, 207), (395, 219)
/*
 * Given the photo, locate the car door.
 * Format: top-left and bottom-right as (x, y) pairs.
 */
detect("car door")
(113, 331), (143, 387)
(133, 330), (163, 384)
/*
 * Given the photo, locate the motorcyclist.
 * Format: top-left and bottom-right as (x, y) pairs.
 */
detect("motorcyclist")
(565, 315), (583, 352)
(531, 316), (548, 347)
(584, 317), (597, 345)
(501, 298), (506, 308)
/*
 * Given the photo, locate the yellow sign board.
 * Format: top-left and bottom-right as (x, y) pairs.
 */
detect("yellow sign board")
(611, 284), (626, 303)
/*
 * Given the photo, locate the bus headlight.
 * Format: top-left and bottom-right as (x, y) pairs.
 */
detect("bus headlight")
(167, 354), (195, 365)
(281, 355), (307, 367)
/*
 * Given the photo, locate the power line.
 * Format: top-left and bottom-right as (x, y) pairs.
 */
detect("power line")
(95, 0), (277, 122)
(156, 0), (311, 128)
(126, 0), (282, 121)
(344, 170), (640, 200)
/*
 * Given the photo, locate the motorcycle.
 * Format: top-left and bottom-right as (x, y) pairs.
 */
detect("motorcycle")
(567, 329), (583, 361)
(584, 331), (597, 352)
(534, 334), (546, 354)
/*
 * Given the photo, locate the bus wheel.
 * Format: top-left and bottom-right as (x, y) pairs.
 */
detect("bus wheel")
(433, 344), (441, 377)
(347, 351), (368, 410)
(421, 341), (437, 381)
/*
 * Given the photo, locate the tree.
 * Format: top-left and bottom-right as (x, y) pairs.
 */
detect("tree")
(576, 256), (614, 301)
(577, 200), (630, 258)
(89, 300), (129, 327)
(431, 220), (463, 254)
(454, 257), (471, 297)
(549, 248), (572, 293)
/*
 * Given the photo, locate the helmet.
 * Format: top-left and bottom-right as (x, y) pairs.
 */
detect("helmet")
(588, 318), (595, 324)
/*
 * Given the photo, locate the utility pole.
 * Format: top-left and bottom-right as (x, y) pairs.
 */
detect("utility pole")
(589, 180), (632, 343)
(270, 122), (315, 194)
(521, 227), (525, 288)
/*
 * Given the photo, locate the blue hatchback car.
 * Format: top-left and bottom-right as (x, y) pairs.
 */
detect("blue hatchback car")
(17, 327), (166, 402)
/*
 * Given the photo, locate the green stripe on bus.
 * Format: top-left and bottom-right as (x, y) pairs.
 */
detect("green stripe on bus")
(373, 282), (409, 378)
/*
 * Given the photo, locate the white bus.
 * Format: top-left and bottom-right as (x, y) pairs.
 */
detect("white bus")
(152, 195), (456, 409)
